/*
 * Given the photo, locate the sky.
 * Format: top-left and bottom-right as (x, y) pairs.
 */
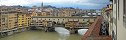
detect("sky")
(0, 0), (110, 9)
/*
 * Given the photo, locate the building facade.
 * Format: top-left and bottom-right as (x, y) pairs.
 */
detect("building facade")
(114, 0), (126, 40)
(0, 6), (31, 37)
(0, 7), (18, 36)
(106, 0), (126, 40)
(31, 16), (96, 27)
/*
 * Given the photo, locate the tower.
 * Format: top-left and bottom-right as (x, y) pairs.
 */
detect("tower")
(41, 2), (43, 8)
(41, 2), (43, 12)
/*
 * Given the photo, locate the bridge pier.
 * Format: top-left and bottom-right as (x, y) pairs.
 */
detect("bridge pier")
(44, 27), (54, 32)
(0, 31), (9, 38)
(69, 28), (76, 34)
(7, 31), (13, 36)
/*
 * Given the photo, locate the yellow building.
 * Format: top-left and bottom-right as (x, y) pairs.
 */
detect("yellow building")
(41, 12), (51, 16)
(58, 9), (73, 17)
(31, 6), (38, 17)
(8, 13), (17, 29)
(0, 11), (18, 36)
(26, 14), (32, 28)
(31, 11), (37, 16)
(17, 13), (27, 29)
(17, 12), (32, 31)
(0, 7), (18, 31)
(0, 6), (32, 36)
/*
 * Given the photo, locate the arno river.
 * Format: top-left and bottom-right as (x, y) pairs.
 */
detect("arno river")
(0, 30), (82, 40)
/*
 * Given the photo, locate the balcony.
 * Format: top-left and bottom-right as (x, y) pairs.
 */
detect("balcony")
(81, 16), (112, 40)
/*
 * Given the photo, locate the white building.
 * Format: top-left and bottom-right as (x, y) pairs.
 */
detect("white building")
(112, 0), (126, 40)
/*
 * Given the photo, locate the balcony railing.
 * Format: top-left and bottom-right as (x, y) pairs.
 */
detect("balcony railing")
(81, 16), (112, 40)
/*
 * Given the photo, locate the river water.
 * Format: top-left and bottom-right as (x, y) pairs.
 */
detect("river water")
(0, 30), (82, 40)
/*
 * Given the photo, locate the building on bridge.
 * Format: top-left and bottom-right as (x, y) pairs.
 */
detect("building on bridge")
(30, 16), (96, 32)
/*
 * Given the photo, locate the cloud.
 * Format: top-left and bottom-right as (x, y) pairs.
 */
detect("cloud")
(0, 0), (109, 9)
(75, 0), (109, 6)
(0, 0), (104, 6)
(28, 0), (109, 6)
(28, 0), (81, 3)
(0, 0), (30, 6)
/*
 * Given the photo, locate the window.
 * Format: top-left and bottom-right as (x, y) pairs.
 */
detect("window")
(83, 19), (84, 21)
(114, 0), (117, 4)
(124, 0), (126, 16)
(124, 0), (126, 28)
(118, 0), (119, 20)
(63, 19), (64, 20)
(2, 18), (5, 22)
(14, 25), (16, 26)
